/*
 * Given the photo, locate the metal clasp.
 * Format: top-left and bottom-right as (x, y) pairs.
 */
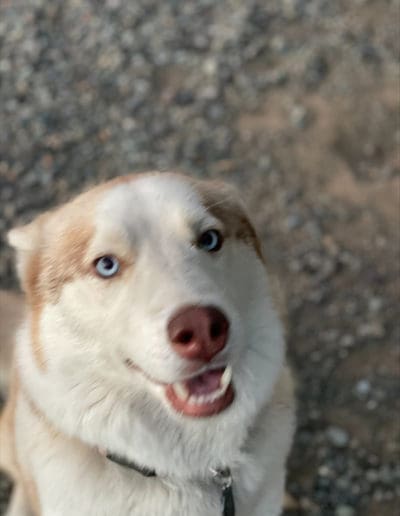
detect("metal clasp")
(210, 467), (235, 516)
(210, 467), (233, 489)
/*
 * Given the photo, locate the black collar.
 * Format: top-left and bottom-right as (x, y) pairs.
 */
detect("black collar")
(106, 451), (156, 477)
(105, 451), (235, 516)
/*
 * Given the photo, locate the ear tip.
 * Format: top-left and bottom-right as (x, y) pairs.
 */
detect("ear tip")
(7, 228), (19, 247)
(7, 225), (38, 251)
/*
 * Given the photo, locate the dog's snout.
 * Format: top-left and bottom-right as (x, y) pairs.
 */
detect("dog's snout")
(167, 306), (229, 362)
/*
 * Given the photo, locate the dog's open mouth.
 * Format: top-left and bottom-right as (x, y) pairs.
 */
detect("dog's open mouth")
(165, 365), (234, 417)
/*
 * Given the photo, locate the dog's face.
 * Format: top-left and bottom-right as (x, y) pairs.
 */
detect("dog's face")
(9, 173), (284, 474)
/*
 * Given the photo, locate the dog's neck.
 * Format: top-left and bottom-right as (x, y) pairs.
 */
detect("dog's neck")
(103, 448), (236, 516)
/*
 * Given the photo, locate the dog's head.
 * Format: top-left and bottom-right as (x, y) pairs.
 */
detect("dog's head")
(9, 173), (285, 475)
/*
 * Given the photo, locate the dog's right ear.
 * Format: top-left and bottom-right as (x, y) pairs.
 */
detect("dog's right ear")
(7, 219), (42, 252)
(7, 216), (45, 291)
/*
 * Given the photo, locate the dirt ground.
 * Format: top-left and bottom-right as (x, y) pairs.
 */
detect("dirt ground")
(0, 1), (399, 515)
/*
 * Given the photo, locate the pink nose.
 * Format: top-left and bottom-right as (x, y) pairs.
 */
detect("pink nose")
(167, 306), (229, 362)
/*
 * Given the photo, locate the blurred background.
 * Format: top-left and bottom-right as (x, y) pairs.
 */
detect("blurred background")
(0, 1), (399, 515)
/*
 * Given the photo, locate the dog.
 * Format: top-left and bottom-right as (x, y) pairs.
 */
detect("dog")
(0, 172), (295, 516)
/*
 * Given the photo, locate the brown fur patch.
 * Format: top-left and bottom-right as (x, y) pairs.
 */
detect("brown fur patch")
(0, 370), (19, 478)
(19, 468), (41, 516)
(12, 175), (146, 369)
(43, 222), (94, 299)
(24, 220), (94, 370)
(194, 180), (264, 260)
(24, 252), (45, 370)
(15, 204), (96, 370)
(17, 172), (148, 301)
(0, 371), (41, 515)
(0, 291), (24, 393)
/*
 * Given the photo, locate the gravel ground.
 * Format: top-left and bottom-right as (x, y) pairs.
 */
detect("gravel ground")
(0, 1), (399, 515)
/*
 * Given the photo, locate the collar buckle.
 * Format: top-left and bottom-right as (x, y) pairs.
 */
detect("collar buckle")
(210, 467), (232, 489)
(210, 468), (235, 516)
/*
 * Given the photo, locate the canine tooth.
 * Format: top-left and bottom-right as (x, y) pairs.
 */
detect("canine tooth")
(173, 382), (189, 401)
(220, 365), (232, 390)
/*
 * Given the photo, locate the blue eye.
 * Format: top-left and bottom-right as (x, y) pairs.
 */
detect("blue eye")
(197, 229), (223, 253)
(95, 256), (120, 278)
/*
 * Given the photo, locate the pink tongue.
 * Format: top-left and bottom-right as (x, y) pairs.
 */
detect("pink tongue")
(184, 369), (224, 396)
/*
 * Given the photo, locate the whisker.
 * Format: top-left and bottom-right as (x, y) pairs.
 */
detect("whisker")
(205, 194), (236, 211)
(247, 344), (277, 363)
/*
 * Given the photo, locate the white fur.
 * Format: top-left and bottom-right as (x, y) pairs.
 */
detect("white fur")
(6, 174), (295, 516)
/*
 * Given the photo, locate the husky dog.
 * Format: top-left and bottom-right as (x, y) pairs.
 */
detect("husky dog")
(0, 173), (295, 516)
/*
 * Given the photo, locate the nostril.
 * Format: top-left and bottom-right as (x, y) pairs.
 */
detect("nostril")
(168, 305), (229, 360)
(176, 330), (194, 345)
(210, 321), (222, 339)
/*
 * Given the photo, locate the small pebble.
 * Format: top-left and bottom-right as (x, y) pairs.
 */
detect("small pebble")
(355, 379), (371, 397)
(327, 426), (350, 448)
(335, 505), (355, 516)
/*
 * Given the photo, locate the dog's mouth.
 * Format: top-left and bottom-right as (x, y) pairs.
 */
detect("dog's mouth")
(124, 358), (234, 417)
(165, 365), (234, 417)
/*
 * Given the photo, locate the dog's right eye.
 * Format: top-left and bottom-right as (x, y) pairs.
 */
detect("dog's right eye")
(94, 256), (120, 278)
(197, 229), (223, 253)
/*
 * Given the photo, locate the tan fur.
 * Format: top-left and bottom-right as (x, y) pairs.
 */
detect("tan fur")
(195, 180), (264, 260)
(20, 469), (41, 516)
(9, 176), (145, 371)
(0, 291), (24, 393)
(1, 336), (47, 516)
(16, 213), (94, 369)
(24, 253), (46, 371)
(0, 370), (19, 478)
(43, 221), (94, 299)
(1, 369), (42, 515)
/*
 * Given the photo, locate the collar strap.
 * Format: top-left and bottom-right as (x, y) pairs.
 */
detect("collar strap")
(106, 452), (156, 477)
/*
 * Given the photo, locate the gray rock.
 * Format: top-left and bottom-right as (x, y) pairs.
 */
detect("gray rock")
(290, 105), (310, 129)
(355, 379), (371, 397)
(335, 505), (355, 516)
(327, 426), (350, 448)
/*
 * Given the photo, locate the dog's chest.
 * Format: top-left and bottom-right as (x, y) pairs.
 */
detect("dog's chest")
(15, 393), (231, 516)
(42, 470), (224, 516)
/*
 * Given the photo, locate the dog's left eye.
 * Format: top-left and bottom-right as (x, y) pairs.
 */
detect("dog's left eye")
(197, 229), (223, 253)
(94, 256), (120, 278)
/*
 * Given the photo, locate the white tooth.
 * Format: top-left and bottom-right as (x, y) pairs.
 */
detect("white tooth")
(173, 382), (189, 401)
(220, 365), (232, 390)
(207, 387), (225, 403)
(209, 390), (222, 402)
(205, 393), (215, 403)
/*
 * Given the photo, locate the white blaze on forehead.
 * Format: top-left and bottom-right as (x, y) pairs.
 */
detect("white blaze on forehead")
(94, 175), (217, 247)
